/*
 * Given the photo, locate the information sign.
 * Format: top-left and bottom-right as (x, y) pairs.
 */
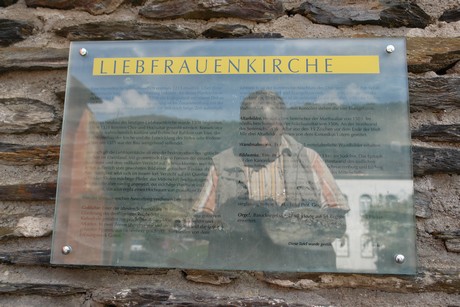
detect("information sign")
(51, 39), (415, 274)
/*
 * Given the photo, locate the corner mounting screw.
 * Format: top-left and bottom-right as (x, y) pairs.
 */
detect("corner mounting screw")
(62, 245), (72, 255)
(79, 48), (88, 56)
(394, 254), (405, 264)
(386, 45), (395, 53)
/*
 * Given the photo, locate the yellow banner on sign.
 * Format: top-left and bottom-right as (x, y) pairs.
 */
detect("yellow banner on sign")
(93, 55), (380, 76)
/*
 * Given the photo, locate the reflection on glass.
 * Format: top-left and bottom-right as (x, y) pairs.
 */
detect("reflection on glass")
(361, 234), (375, 258)
(191, 90), (349, 271)
(333, 235), (349, 257)
(359, 194), (372, 216)
(51, 39), (416, 274)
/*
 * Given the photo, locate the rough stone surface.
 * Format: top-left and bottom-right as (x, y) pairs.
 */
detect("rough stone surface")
(0, 0), (18, 7)
(0, 218), (16, 239)
(202, 24), (251, 38)
(0, 294), (85, 307)
(0, 183), (57, 201)
(412, 124), (460, 143)
(56, 21), (197, 40)
(0, 202), (54, 240)
(140, 0), (284, 22)
(291, 0), (431, 28)
(242, 32), (283, 38)
(415, 0), (460, 19)
(379, 2), (432, 28)
(13, 217), (53, 238)
(0, 98), (58, 134)
(0, 48), (68, 73)
(408, 75), (460, 111)
(447, 61), (460, 74)
(407, 37), (460, 73)
(445, 239), (460, 253)
(256, 268), (460, 293)
(183, 270), (238, 285)
(413, 189), (432, 219)
(415, 175), (460, 267)
(0, 19), (34, 47)
(25, 0), (125, 15)
(440, 7), (460, 22)
(91, 287), (301, 306)
(254, 14), (341, 38)
(25, 0), (77, 10)
(0, 144), (60, 165)
(0, 282), (86, 296)
(432, 231), (460, 253)
(412, 144), (460, 175)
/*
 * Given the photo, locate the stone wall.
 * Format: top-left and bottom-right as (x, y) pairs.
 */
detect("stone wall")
(0, 0), (459, 306)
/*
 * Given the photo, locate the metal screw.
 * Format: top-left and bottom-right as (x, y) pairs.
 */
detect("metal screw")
(394, 254), (405, 264)
(79, 48), (88, 56)
(62, 245), (72, 255)
(386, 45), (395, 53)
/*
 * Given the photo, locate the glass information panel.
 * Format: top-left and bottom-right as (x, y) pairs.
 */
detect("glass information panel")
(51, 39), (416, 274)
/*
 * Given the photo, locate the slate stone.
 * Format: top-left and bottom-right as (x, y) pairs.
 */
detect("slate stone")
(412, 125), (460, 143)
(92, 287), (292, 306)
(290, 2), (363, 26)
(0, 0), (18, 7)
(445, 239), (460, 253)
(56, 21), (197, 40)
(129, 0), (147, 6)
(412, 145), (460, 176)
(439, 7), (460, 23)
(183, 270), (238, 285)
(408, 75), (460, 112)
(0, 282), (86, 296)
(379, 2), (431, 28)
(25, 0), (125, 15)
(0, 48), (68, 72)
(432, 231), (460, 253)
(413, 189), (432, 219)
(140, 0), (284, 22)
(114, 268), (169, 275)
(258, 270), (460, 294)
(0, 250), (51, 265)
(202, 24), (251, 38)
(0, 98), (58, 134)
(86, 0), (125, 15)
(447, 61), (460, 74)
(0, 182), (57, 201)
(291, 1), (430, 28)
(432, 230), (460, 241)
(0, 143), (60, 166)
(25, 0), (75, 9)
(407, 37), (460, 73)
(0, 19), (34, 47)
(241, 32), (283, 38)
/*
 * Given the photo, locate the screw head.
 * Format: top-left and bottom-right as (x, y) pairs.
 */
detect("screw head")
(386, 45), (395, 53)
(394, 254), (405, 264)
(62, 245), (72, 255)
(79, 48), (88, 56)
